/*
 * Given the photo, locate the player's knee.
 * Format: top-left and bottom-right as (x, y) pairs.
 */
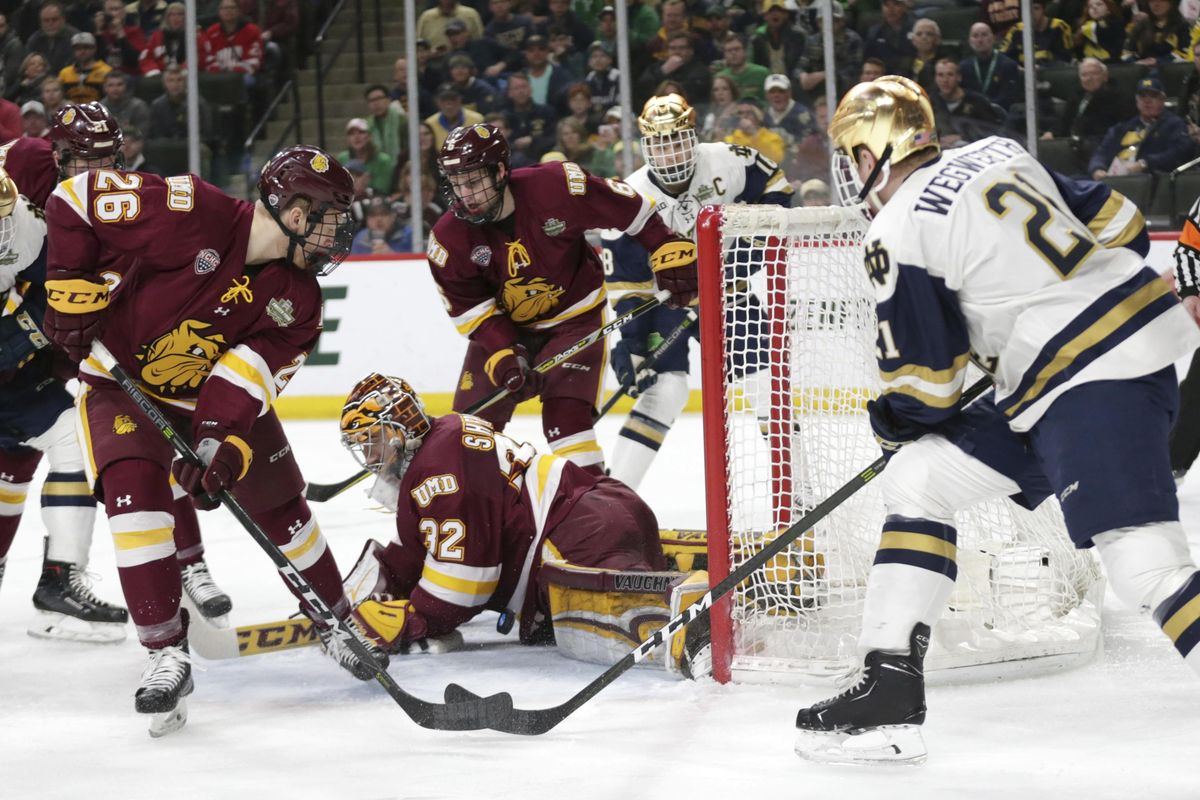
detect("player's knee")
(1093, 521), (1197, 613)
(878, 445), (957, 523)
(40, 409), (87, 473)
(632, 371), (689, 425)
(100, 458), (173, 514)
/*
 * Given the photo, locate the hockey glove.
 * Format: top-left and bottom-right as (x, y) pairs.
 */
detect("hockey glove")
(42, 276), (110, 363)
(172, 435), (253, 500)
(650, 240), (698, 309)
(484, 343), (543, 402)
(867, 398), (927, 462)
(353, 596), (425, 651)
(0, 307), (50, 370)
(610, 339), (658, 397)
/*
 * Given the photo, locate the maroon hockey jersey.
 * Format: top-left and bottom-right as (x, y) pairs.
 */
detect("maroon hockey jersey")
(427, 160), (679, 354)
(44, 170), (321, 436)
(379, 413), (599, 639)
(0, 137), (59, 209)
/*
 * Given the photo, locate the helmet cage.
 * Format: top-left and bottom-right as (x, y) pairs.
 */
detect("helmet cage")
(281, 199), (356, 276)
(442, 163), (509, 225)
(641, 128), (698, 187)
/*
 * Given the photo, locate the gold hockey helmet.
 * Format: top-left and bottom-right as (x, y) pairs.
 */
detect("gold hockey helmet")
(0, 167), (18, 219)
(638, 93), (699, 187)
(828, 77), (938, 206)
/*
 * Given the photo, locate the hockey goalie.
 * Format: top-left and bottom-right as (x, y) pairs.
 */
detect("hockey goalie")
(337, 372), (712, 676)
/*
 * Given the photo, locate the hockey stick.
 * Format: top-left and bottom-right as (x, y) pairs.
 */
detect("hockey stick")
(90, 340), (513, 732)
(596, 307), (698, 419)
(444, 376), (994, 735)
(304, 289), (673, 502)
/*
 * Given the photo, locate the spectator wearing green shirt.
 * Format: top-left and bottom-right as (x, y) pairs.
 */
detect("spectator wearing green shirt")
(338, 117), (395, 194)
(364, 83), (406, 162)
(716, 35), (770, 100)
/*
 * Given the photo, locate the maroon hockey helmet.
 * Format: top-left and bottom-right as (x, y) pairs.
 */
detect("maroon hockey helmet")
(49, 102), (124, 178)
(438, 123), (511, 225)
(258, 145), (356, 276)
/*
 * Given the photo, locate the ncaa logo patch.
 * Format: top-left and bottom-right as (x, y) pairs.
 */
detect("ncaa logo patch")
(194, 248), (221, 275)
(470, 245), (491, 266)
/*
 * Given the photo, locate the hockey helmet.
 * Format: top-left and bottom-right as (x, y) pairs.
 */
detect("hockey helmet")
(340, 373), (432, 475)
(828, 76), (938, 207)
(258, 145), (356, 276)
(49, 102), (124, 178)
(438, 123), (511, 225)
(0, 167), (18, 257)
(638, 93), (698, 188)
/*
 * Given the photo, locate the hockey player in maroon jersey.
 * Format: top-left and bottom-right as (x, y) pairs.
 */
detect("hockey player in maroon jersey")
(0, 136), (58, 208)
(336, 373), (724, 673)
(429, 123), (697, 474)
(41, 144), (380, 735)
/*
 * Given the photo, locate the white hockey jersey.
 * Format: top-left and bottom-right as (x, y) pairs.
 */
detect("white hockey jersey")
(869, 136), (1200, 431)
(601, 141), (792, 302)
(1, 197), (49, 314)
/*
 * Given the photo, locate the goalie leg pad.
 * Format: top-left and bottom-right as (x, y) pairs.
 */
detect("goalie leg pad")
(658, 528), (707, 572)
(540, 560), (682, 666)
(667, 570), (710, 678)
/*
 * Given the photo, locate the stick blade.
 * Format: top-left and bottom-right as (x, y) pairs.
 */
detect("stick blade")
(443, 683), (567, 736)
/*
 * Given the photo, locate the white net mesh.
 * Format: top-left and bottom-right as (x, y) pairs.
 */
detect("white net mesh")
(703, 205), (1104, 683)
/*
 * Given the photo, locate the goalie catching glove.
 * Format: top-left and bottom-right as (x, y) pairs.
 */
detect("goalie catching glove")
(649, 239), (698, 309)
(42, 275), (110, 363)
(484, 342), (543, 401)
(172, 433), (253, 503)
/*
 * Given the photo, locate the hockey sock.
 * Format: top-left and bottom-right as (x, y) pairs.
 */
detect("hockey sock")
(1094, 521), (1200, 675)
(255, 495), (349, 618)
(0, 447), (41, 561)
(41, 471), (96, 565)
(858, 515), (958, 655)
(170, 484), (205, 567)
(544, 398), (604, 474)
(103, 458), (183, 647)
(609, 371), (688, 490)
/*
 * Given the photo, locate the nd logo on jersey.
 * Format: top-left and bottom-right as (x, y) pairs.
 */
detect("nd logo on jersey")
(136, 319), (227, 393)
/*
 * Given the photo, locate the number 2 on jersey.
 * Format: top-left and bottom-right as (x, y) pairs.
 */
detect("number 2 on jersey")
(983, 176), (1095, 279)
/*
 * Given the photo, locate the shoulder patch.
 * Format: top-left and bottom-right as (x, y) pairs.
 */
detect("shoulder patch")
(563, 162), (588, 196)
(427, 231), (448, 267)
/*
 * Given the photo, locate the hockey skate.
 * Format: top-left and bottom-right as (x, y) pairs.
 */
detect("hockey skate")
(180, 559), (233, 627)
(314, 615), (390, 681)
(136, 635), (194, 738)
(28, 558), (129, 644)
(794, 623), (930, 766)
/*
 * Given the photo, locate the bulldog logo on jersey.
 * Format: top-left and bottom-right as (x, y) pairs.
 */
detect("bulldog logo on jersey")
(506, 239), (532, 277)
(136, 319), (227, 393)
(112, 415), (138, 434)
(194, 248), (221, 275)
(502, 277), (565, 322)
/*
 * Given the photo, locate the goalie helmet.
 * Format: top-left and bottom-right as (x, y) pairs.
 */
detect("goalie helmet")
(49, 102), (124, 178)
(340, 373), (432, 475)
(259, 145), (356, 276)
(0, 167), (17, 257)
(828, 76), (938, 208)
(638, 93), (698, 188)
(438, 123), (511, 225)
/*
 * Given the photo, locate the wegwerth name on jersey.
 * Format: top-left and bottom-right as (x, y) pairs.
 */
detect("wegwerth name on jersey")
(914, 138), (1026, 216)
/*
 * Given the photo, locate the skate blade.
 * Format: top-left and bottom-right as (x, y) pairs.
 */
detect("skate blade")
(148, 699), (188, 738)
(794, 725), (927, 766)
(27, 611), (127, 644)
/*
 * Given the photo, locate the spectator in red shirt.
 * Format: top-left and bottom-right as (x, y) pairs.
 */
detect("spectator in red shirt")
(95, 0), (147, 76)
(203, 0), (263, 85)
(139, 2), (205, 77)
(0, 96), (22, 140)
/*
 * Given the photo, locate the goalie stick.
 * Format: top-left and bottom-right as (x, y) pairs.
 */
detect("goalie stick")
(91, 340), (513, 732)
(304, 289), (673, 502)
(597, 307), (698, 419)
(444, 376), (994, 735)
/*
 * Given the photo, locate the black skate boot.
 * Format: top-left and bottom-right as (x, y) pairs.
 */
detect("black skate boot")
(315, 616), (390, 681)
(29, 556), (129, 643)
(180, 559), (233, 623)
(136, 611), (194, 737)
(794, 623), (930, 766)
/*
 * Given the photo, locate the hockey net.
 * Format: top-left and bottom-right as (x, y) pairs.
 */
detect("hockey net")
(696, 204), (1104, 684)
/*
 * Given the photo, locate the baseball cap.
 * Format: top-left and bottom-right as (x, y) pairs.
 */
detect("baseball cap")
(762, 0), (790, 12)
(1136, 76), (1165, 95)
(830, 0), (845, 18)
(345, 117), (369, 133)
(71, 32), (96, 47)
(445, 19), (467, 33)
(800, 178), (830, 199)
(447, 53), (475, 70)
(524, 34), (549, 49)
(764, 74), (791, 93)
(589, 40), (614, 56)
(604, 105), (623, 121)
(366, 196), (397, 215)
(598, 5), (615, 17)
(705, 4), (729, 17)
(436, 82), (463, 99)
(20, 100), (45, 116)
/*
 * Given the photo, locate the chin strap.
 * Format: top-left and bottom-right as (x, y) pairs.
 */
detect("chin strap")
(857, 144), (893, 203)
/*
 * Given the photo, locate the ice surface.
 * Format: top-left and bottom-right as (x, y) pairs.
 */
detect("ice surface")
(1, 414), (1197, 799)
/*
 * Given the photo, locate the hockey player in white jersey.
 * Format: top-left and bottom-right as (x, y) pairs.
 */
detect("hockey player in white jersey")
(602, 94), (792, 489)
(793, 76), (1200, 765)
(0, 165), (128, 642)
